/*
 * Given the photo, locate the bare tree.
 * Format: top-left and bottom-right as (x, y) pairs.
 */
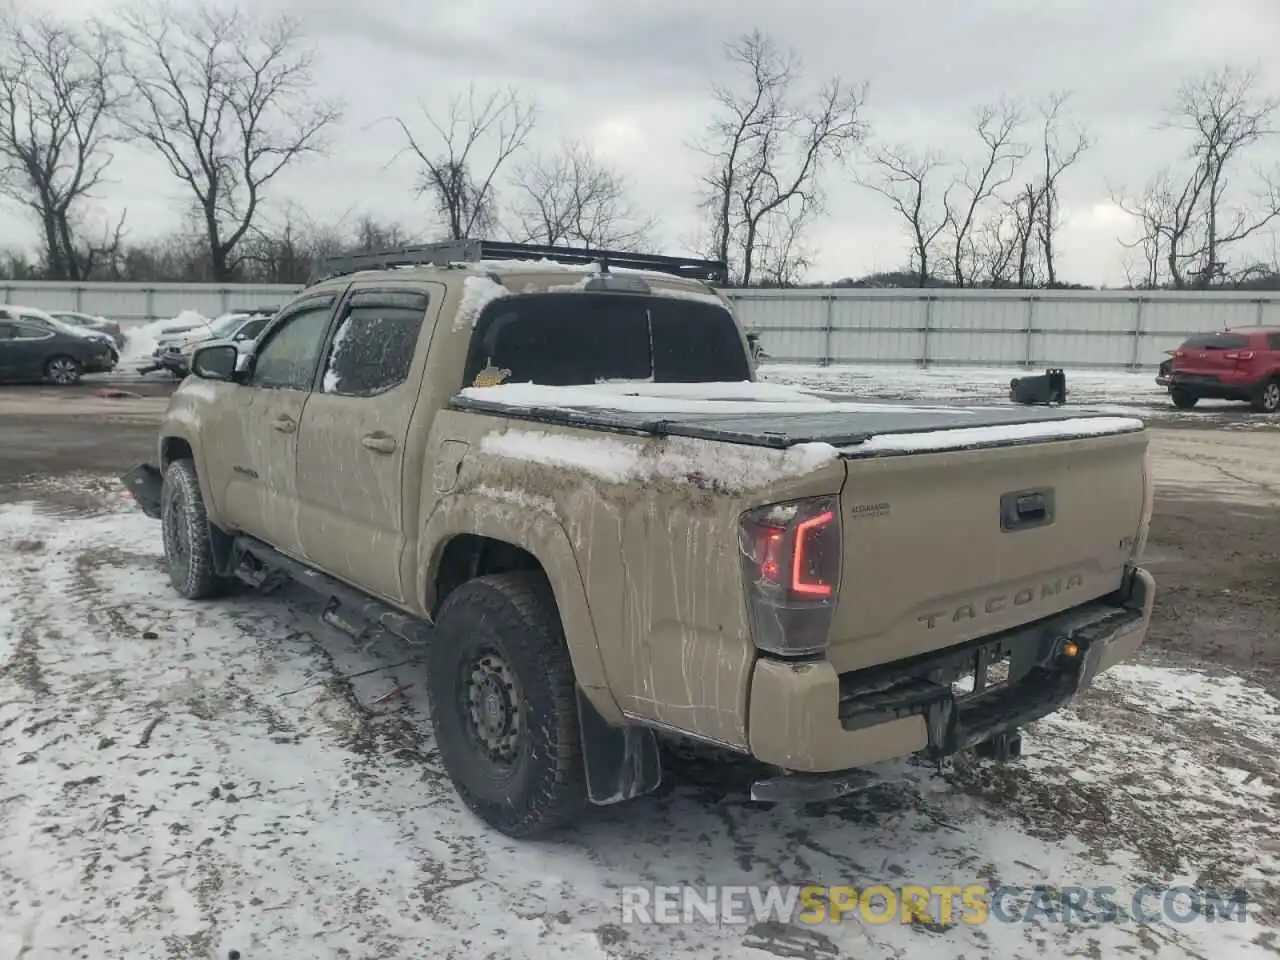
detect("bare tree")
(396, 86), (536, 242)
(1035, 92), (1089, 285)
(1167, 67), (1279, 286)
(858, 145), (952, 286)
(1114, 66), (1279, 288)
(1112, 168), (1206, 288)
(0, 13), (123, 280)
(114, 1), (340, 281)
(349, 214), (411, 253)
(945, 100), (1029, 286)
(507, 140), (655, 250)
(694, 30), (867, 286)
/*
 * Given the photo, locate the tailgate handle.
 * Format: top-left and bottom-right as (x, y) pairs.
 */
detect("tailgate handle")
(1001, 489), (1054, 531)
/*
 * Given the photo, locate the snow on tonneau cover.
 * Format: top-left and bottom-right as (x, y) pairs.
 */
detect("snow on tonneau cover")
(454, 379), (1150, 674)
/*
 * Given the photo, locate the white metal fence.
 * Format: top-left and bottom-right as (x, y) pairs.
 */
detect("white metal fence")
(728, 288), (1280, 369)
(5, 280), (1279, 370)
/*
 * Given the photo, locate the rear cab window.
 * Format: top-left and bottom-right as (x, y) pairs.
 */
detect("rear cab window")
(463, 292), (750, 388)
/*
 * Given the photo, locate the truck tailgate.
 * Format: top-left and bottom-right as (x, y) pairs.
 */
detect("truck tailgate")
(826, 428), (1149, 674)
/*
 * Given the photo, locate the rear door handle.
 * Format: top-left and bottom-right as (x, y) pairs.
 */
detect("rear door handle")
(362, 432), (397, 454)
(271, 415), (296, 433)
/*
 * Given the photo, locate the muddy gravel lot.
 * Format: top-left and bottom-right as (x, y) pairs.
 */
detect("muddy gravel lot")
(0, 383), (1278, 959)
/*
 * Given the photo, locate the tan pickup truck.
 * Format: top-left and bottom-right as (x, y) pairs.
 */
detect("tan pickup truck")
(123, 240), (1156, 839)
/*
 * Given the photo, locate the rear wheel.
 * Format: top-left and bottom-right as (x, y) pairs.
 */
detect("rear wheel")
(44, 356), (82, 386)
(1251, 379), (1280, 414)
(1170, 389), (1199, 409)
(426, 571), (587, 838)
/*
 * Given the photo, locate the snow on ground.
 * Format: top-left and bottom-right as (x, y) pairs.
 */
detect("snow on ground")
(1, 477), (1277, 959)
(758, 362), (1280, 430)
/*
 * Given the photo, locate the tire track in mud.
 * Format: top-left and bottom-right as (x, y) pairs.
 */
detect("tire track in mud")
(0, 488), (465, 956)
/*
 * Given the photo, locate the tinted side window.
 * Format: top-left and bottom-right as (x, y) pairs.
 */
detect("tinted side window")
(238, 317), (269, 339)
(250, 300), (335, 390)
(1268, 334), (1280, 351)
(322, 291), (429, 397)
(0, 321), (15, 339)
(15, 320), (53, 338)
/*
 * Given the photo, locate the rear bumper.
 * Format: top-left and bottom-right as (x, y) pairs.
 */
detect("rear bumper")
(85, 349), (116, 373)
(1169, 373), (1265, 399)
(746, 565), (1155, 774)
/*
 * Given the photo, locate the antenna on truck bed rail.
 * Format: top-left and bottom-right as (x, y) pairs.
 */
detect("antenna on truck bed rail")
(304, 239), (730, 287)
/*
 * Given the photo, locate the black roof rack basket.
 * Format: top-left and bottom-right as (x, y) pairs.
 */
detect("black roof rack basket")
(305, 239), (729, 287)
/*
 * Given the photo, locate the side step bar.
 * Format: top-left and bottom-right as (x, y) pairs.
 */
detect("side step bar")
(232, 535), (433, 645)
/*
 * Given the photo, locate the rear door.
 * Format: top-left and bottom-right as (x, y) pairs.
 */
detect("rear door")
(11, 319), (62, 378)
(1173, 332), (1251, 377)
(294, 285), (441, 602)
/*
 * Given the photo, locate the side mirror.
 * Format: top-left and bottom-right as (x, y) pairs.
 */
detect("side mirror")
(191, 343), (239, 381)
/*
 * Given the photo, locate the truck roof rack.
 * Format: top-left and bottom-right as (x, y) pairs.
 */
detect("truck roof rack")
(305, 240), (729, 287)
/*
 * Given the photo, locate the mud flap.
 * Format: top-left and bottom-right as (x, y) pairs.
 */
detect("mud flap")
(576, 689), (662, 805)
(120, 463), (163, 519)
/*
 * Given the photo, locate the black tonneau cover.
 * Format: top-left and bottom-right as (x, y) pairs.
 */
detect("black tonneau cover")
(449, 395), (1141, 455)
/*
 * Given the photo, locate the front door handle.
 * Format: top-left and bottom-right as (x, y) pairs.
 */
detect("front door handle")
(362, 432), (397, 454)
(271, 415), (296, 434)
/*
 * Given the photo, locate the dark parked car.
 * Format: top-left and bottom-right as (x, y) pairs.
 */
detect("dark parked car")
(0, 310), (116, 385)
(49, 310), (127, 349)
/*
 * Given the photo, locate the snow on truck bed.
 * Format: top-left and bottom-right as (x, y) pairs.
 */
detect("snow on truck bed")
(458, 382), (1145, 464)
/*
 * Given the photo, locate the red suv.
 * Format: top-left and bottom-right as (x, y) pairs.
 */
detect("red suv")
(1167, 328), (1280, 413)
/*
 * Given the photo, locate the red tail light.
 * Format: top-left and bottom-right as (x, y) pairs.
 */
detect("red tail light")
(738, 496), (841, 656)
(1225, 351), (1255, 361)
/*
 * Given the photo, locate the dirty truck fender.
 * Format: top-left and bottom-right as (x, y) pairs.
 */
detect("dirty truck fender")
(416, 492), (625, 726)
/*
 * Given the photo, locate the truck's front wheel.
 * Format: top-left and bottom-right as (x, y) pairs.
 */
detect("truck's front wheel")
(427, 572), (587, 838)
(160, 458), (227, 600)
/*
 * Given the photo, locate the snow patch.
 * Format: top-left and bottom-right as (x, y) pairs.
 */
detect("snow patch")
(843, 416), (1145, 456)
(321, 315), (353, 393)
(453, 275), (512, 330)
(472, 484), (558, 514)
(544, 274), (728, 307)
(479, 429), (839, 490)
(120, 310), (211, 363)
(459, 381), (976, 415)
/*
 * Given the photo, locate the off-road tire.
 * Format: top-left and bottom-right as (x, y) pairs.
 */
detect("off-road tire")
(44, 355), (82, 386)
(160, 458), (227, 600)
(1251, 379), (1280, 414)
(1170, 389), (1199, 409)
(427, 571), (587, 838)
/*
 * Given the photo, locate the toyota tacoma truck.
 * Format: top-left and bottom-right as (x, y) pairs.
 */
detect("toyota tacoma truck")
(122, 240), (1156, 839)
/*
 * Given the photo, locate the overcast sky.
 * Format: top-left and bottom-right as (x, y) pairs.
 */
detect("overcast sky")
(12, 0), (1280, 285)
